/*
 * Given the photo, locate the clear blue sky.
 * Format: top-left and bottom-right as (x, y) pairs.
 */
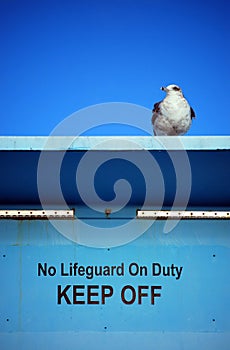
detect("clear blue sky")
(1, 0), (229, 136)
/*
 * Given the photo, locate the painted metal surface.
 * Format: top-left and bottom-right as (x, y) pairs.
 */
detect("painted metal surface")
(0, 219), (230, 349)
(0, 136), (230, 350)
(0, 135), (229, 150)
(0, 148), (229, 207)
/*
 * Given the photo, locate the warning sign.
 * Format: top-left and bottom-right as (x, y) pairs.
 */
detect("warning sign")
(37, 261), (183, 305)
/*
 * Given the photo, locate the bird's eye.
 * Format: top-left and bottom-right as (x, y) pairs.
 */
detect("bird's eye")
(173, 86), (180, 91)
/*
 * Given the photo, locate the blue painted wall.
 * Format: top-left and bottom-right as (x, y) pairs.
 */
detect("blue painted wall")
(0, 219), (230, 349)
(0, 137), (229, 350)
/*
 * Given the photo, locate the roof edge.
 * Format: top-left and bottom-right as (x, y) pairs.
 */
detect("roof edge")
(0, 136), (229, 151)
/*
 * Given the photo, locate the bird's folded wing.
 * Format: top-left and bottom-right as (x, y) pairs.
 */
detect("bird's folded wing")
(152, 101), (161, 113)
(152, 101), (161, 124)
(190, 107), (196, 119)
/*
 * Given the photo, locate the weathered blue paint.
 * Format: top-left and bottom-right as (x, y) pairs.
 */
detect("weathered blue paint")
(0, 137), (229, 350)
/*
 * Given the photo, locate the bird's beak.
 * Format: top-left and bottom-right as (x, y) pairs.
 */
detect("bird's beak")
(161, 87), (166, 91)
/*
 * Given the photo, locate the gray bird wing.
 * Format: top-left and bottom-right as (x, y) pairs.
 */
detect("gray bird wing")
(152, 101), (162, 124)
(190, 107), (196, 119)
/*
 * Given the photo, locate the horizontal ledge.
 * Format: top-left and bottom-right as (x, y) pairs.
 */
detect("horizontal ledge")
(0, 136), (229, 151)
(0, 209), (75, 220)
(136, 210), (230, 220)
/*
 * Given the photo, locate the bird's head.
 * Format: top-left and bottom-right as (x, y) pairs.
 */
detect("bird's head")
(161, 84), (183, 96)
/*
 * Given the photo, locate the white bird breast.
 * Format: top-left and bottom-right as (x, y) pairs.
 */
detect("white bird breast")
(153, 96), (192, 136)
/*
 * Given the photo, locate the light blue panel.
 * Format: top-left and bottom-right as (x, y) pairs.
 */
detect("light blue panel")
(0, 218), (229, 350)
(0, 136), (229, 151)
(1, 332), (230, 350)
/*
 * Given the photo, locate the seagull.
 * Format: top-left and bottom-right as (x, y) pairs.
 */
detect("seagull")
(152, 84), (196, 135)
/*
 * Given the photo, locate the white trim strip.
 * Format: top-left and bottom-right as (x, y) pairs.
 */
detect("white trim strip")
(0, 209), (75, 219)
(136, 210), (230, 220)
